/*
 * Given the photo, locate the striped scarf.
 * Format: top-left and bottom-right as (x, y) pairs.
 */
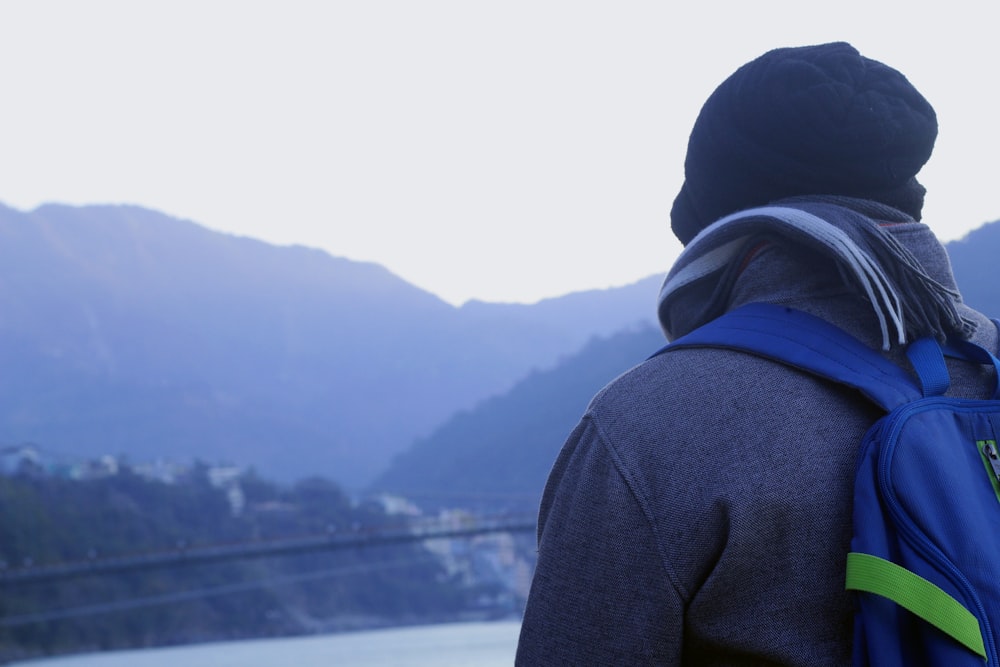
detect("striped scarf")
(657, 196), (973, 349)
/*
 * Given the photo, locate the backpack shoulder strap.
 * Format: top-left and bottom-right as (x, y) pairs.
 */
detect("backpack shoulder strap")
(655, 302), (922, 411)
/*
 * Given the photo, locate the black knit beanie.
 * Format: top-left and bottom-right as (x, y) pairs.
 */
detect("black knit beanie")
(670, 42), (938, 245)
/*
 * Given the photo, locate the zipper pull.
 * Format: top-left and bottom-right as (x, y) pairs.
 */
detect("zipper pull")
(983, 441), (1000, 483)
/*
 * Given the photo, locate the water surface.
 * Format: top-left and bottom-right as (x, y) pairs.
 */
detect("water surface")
(10, 620), (521, 667)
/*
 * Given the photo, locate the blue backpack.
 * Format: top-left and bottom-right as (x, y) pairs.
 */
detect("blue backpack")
(666, 302), (1000, 665)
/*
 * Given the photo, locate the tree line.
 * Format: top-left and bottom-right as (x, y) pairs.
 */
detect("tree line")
(0, 463), (482, 663)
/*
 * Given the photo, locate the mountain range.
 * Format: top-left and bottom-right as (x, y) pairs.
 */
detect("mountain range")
(0, 203), (660, 489)
(372, 217), (1000, 510)
(369, 324), (664, 512)
(942, 221), (1000, 316)
(3, 202), (998, 499)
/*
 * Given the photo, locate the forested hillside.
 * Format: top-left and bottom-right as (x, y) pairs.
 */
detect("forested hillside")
(0, 203), (660, 489)
(370, 218), (1000, 516)
(947, 219), (1000, 316)
(0, 466), (481, 664)
(370, 324), (665, 512)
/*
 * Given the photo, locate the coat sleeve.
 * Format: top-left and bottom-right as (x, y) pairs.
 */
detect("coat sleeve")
(515, 415), (685, 666)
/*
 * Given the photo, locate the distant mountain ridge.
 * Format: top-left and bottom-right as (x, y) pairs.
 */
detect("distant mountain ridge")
(12, 201), (991, 497)
(0, 202), (662, 488)
(370, 324), (664, 511)
(944, 221), (1000, 317)
(372, 217), (1000, 509)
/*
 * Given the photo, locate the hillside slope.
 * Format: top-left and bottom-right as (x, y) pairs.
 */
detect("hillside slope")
(0, 203), (662, 487)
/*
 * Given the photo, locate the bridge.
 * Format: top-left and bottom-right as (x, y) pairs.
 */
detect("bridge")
(0, 512), (537, 630)
(0, 512), (537, 587)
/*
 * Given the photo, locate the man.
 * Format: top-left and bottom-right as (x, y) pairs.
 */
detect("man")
(515, 42), (998, 665)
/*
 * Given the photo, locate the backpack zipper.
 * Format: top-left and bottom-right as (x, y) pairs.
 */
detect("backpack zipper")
(876, 398), (998, 664)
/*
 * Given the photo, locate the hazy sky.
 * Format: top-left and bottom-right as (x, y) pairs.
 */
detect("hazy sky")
(2, 2), (997, 306)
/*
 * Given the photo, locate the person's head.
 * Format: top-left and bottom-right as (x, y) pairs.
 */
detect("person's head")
(670, 42), (938, 245)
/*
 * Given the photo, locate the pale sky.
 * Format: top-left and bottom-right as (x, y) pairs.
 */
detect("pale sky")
(1, 1), (997, 306)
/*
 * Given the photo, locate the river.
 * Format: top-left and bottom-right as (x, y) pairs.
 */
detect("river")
(8, 620), (522, 667)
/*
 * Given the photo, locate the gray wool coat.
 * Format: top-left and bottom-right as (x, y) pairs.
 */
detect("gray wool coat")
(515, 219), (999, 666)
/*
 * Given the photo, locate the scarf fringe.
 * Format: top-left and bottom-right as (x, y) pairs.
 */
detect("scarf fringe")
(659, 199), (974, 349)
